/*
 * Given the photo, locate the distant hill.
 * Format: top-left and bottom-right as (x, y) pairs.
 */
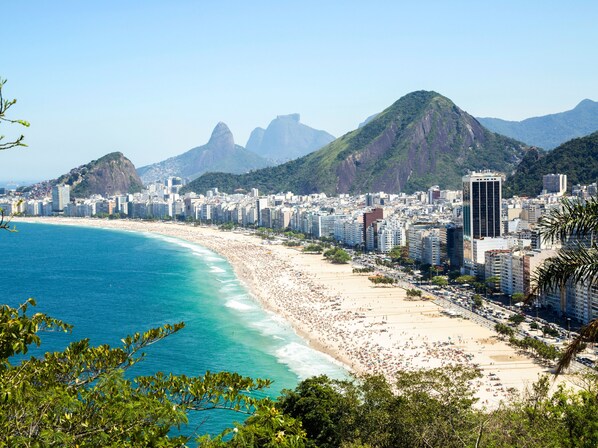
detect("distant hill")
(182, 91), (528, 196)
(504, 131), (598, 197)
(477, 99), (598, 150)
(245, 114), (335, 163)
(25, 152), (144, 199)
(137, 122), (270, 184)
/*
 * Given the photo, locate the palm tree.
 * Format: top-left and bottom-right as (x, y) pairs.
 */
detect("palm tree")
(534, 196), (598, 373)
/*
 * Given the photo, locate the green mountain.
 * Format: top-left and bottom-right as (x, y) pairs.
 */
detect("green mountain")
(505, 131), (598, 197)
(245, 114), (335, 163)
(137, 122), (270, 184)
(182, 91), (528, 195)
(477, 99), (598, 150)
(25, 152), (144, 199)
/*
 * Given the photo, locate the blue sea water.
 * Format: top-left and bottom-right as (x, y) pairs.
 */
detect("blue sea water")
(1, 222), (346, 438)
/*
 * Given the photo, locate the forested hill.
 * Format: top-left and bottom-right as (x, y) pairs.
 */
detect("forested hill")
(24, 152), (144, 199)
(504, 131), (598, 197)
(182, 91), (528, 196)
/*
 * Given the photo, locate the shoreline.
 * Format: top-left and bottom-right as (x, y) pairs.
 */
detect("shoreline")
(14, 217), (576, 407)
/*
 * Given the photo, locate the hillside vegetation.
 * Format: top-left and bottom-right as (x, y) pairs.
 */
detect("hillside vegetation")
(183, 91), (527, 196)
(505, 131), (598, 196)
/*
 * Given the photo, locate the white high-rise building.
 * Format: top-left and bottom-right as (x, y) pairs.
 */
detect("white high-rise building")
(52, 185), (70, 212)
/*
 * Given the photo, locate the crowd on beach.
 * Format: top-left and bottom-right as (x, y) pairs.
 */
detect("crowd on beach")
(180, 229), (518, 404)
(19, 219), (561, 407)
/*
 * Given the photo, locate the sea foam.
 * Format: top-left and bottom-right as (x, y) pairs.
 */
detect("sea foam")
(275, 342), (347, 380)
(225, 299), (255, 312)
(134, 228), (348, 381)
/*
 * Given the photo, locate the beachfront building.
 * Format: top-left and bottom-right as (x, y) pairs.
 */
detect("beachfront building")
(462, 171), (504, 275)
(200, 204), (212, 222)
(422, 231), (441, 265)
(363, 208), (384, 243)
(25, 200), (48, 216)
(545, 280), (598, 324)
(66, 201), (97, 217)
(484, 249), (511, 288)
(272, 208), (292, 230)
(494, 249), (555, 298)
(312, 214), (336, 238)
(242, 205), (258, 226)
(115, 195), (129, 215)
(470, 237), (510, 277)
(377, 221), (407, 253)
(0, 199), (25, 216)
(51, 184), (70, 213)
(408, 224), (441, 265)
(334, 216), (364, 248)
(256, 198), (269, 226)
(542, 231), (597, 323)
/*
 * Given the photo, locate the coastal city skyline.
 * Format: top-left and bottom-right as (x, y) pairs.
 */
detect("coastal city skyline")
(3, 166), (592, 322)
(2, 1), (597, 180)
(4, 2), (598, 444)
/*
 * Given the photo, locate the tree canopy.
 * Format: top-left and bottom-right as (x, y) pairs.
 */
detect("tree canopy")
(0, 300), (275, 446)
(323, 247), (351, 264)
(431, 276), (448, 287)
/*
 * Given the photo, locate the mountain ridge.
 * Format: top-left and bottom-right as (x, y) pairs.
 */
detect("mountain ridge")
(137, 122), (270, 184)
(477, 99), (598, 150)
(182, 91), (528, 196)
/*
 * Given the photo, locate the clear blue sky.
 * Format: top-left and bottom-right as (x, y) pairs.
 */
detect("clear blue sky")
(1, 1), (596, 181)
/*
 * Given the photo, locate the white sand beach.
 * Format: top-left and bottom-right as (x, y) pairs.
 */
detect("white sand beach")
(15, 217), (576, 407)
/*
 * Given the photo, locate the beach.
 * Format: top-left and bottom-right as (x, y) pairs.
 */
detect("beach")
(15, 217), (576, 407)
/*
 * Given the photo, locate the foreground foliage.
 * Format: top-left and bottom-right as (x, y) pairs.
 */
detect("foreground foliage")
(3, 300), (598, 446)
(0, 77), (29, 151)
(0, 300), (274, 446)
(535, 196), (598, 372)
(270, 369), (598, 448)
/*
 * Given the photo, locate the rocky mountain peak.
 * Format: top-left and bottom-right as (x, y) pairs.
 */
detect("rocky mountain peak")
(208, 122), (235, 148)
(136, 121), (269, 184)
(245, 114), (334, 162)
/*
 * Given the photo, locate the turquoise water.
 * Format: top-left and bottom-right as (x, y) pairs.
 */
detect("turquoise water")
(2, 222), (345, 437)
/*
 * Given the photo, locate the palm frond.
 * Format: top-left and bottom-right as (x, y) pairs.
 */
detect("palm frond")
(533, 243), (598, 296)
(538, 196), (598, 244)
(557, 319), (598, 374)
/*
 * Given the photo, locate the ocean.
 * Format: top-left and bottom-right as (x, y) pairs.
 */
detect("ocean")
(1, 221), (346, 438)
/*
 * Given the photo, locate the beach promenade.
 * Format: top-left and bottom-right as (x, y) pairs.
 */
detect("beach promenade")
(17, 218), (576, 407)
